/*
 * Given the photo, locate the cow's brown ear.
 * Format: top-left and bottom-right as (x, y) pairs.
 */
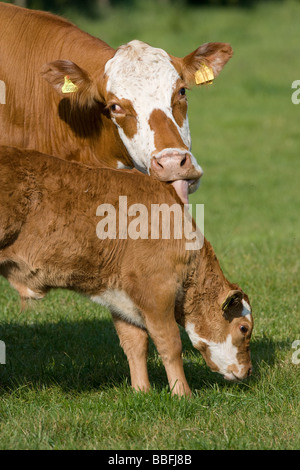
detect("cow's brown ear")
(179, 42), (233, 88)
(41, 60), (101, 107)
(221, 289), (243, 312)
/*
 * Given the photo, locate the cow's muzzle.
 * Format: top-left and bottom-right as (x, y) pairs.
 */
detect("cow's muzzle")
(150, 150), (203, 204)
(224, 365), (253, 382)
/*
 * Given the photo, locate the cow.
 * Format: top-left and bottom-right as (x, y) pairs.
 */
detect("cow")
(0, 146), (253, 396)
(0, 2), (233, 203)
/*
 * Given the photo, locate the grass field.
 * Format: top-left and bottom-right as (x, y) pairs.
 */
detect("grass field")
(0, 0), (299, 450)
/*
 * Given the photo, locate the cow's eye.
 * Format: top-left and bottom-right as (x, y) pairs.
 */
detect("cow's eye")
(110, 104), (123, 114)
(239, 325), (248, 335)
(179, 87), (186, 97)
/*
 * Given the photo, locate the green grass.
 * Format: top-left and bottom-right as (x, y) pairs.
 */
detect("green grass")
(0, 0), (299, 450)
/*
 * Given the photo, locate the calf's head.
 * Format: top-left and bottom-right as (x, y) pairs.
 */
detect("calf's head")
(185, 289), (253, 381)
(42, 40), (232, 202)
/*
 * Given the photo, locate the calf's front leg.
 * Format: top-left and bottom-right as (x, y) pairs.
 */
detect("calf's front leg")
(112, 315), (150, 392)
(145, 312), (191, 397)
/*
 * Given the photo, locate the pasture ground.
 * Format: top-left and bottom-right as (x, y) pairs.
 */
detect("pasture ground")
(0, 0), (299, 450)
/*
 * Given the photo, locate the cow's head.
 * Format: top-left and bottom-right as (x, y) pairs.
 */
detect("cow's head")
(41, 40), (233, 202)
(185, 289), (253, 381)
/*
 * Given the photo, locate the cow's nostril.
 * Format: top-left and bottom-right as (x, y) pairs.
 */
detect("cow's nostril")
(247, 367), (252, 377)
(153, 157), (164, 169)
(180, 155), (187, 167)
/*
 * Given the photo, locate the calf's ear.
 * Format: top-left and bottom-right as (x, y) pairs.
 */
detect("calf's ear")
(221, 289), (243, 312)
(175, 42), (233, 88)
(41, 60), (102, 107)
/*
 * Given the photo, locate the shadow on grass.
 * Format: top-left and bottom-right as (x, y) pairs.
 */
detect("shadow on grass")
(0, 318), (289, 395)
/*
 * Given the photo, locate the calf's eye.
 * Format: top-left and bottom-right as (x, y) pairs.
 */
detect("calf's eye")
(239, 325), (248, 335)
(179, 87), (186, 96)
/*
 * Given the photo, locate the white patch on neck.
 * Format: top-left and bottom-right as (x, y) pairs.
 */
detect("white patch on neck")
(105, 40), (191, 172)
(185, 322), (202, 347)
(91, 289), (145, 329)
(117, 161), (133, 170)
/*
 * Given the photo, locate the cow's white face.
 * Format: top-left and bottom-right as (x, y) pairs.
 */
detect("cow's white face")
(104, 41), (203, 203)
(185, 292), (253, 381)
(42, 40), (233, 201)
(104, 41), (192, 169)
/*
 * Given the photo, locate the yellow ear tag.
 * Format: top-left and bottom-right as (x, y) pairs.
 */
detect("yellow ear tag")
(62, 75), (78, 94)
(221, 297), (231, 311)
(195, 64), (214, 85)
(221, 291), (242, 311)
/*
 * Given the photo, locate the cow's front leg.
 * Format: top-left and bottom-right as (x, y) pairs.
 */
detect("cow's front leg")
(112, 315), (150, 392)
(145, 312), (191, 397)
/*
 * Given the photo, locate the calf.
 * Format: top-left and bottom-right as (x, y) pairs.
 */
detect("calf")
(0, 3), (233, 202)
(0, 146), (253, 396)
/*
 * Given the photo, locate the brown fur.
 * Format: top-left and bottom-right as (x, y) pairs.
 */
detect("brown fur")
(149, 109), (189, 154)
(171, 79), (189, 129)
(0, 146), (252, 396)
(0, 3), (130, 167)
